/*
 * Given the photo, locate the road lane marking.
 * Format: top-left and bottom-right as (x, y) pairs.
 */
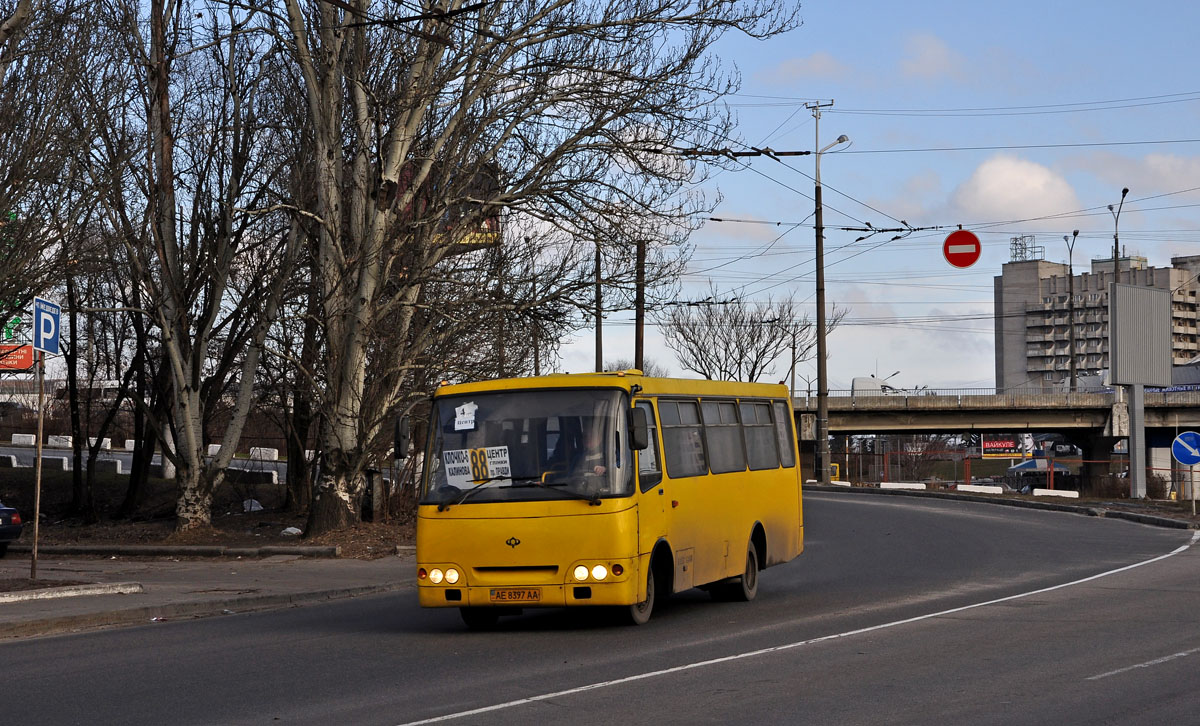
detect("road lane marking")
(399, 531), (1199, 726)
(1087, 645), (1200, 681)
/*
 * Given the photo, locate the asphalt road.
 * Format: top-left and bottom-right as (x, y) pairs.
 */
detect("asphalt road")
(5, 492), (1198, 725)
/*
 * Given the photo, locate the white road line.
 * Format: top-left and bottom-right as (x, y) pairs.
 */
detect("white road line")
(1087, 646), (1200, 681)
(399, 531), (1200, 726)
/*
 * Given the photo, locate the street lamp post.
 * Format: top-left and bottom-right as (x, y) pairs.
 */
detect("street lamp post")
(1108, 187), (1129, 283)
(1063, 230), (1079, 392)
(811, 102), (849, 486)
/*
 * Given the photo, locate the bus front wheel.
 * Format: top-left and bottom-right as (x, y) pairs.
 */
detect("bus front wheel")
(627, 563), (656, 625)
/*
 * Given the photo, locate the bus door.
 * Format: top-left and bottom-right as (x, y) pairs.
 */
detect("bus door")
(634, 400), (668, 578)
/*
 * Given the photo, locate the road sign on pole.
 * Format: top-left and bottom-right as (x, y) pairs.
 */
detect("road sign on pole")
(32, 297), (60, 355)
(1171, 431), (1200, 466)
(943, 229), (982, 268)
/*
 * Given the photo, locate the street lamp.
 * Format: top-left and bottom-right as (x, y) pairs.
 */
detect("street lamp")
(814, 128), (850, 486)
(1063, 230), (1079, 392)
(1107, 187), (1129, 283)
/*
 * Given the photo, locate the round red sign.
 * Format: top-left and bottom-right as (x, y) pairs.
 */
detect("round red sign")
(943, 229), (981, 268)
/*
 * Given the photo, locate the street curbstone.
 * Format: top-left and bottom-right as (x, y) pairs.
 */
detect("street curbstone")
(0, 583), (409, 640)
(0, 582), (143, 604)
(8, 544), (343, 558)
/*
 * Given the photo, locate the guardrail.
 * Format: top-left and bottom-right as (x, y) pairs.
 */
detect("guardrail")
(824, 386), (1115, 398)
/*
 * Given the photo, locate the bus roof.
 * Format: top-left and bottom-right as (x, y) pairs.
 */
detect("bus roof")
(433, 371), (791, 400)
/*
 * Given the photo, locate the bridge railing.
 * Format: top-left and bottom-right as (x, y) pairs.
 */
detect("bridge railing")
(791, 386), (1200, 409)
(793, 387), (1119, 411)
(824, 386), (1114, 398)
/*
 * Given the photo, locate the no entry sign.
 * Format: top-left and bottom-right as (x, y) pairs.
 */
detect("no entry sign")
(943, 229), (981, 268)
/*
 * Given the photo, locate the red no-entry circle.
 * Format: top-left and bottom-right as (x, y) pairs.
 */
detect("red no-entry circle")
(943, 230), (981, 268)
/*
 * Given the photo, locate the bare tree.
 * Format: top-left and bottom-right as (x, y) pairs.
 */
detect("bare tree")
(80, 0), (302, 530)
(661, 284), (847, 382)
(605, 358), (671, 378)
(273, 0), (800, 535)
(0, 1), (91, 346)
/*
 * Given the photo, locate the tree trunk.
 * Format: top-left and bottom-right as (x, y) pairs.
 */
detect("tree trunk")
(305, 466), (363, 536)
(175, 466), (215, 531)
(284, 397), (313, 513)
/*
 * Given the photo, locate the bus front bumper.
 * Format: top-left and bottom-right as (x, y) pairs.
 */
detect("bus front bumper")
(418, 562), (641, 609)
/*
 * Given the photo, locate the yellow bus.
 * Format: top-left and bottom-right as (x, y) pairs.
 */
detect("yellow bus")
(415, 371), (804, 627)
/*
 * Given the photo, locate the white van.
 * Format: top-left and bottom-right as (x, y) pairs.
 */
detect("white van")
(850, 377), (904, 397)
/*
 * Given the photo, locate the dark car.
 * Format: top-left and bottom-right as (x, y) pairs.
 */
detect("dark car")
(0, 500), (22, 557)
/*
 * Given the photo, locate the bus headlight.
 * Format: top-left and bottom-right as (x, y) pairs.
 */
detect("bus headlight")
(573, 565), (589, 581)
(445, 568), (460, 584)
(429, 568), (444, 584)
(591, 565), (608, 581)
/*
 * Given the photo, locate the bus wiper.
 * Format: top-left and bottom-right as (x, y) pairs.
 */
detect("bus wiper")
(438, 476), (513, 511)
(510, 474), (602, 506)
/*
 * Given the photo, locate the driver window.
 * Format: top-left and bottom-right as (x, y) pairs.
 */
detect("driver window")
(636, 401), (662, 492)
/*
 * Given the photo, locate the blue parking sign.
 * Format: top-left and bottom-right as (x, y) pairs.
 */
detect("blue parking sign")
(1172, 431), (1200, 466)
(33, 297), (60, 355)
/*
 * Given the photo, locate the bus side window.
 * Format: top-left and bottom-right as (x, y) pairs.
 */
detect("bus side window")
(702, 399), (745, 473)
(660, 399), (707, 478)
(635, 401), (662, 491)
(741, 401), (779, 470)
(772, 401), (797, 468)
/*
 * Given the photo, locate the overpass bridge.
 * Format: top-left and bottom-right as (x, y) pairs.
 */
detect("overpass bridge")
(792, 389), (1200, 436)
(791, 388), (1200, 487)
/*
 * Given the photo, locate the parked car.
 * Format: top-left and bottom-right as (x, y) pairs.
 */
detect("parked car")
(0, 500), (22, 557)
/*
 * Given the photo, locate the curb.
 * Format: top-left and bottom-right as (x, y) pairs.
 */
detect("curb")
(8, 544), (341, 558)
(0, 582), (410, 640)
(0, 582), (144, 604)
(804, 484), (1200, 529)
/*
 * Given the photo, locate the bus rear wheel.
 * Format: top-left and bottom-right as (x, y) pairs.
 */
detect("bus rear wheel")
(627, 564), (656, 625)
(713, 541), (759, 602)
(460, 607), (499, 630)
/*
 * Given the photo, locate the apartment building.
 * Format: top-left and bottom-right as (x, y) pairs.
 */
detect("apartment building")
(994, 244), (1200, 391)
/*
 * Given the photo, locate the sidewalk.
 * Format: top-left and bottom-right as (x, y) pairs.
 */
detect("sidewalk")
(0, 547), (415, 640)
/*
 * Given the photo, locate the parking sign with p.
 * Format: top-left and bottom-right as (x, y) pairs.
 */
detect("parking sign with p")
(33, 297), (60, 355)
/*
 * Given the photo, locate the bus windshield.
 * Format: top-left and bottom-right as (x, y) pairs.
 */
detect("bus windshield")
(421, 388), (634, 507)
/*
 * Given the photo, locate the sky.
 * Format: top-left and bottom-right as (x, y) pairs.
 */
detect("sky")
(558, 0), (1200, 391)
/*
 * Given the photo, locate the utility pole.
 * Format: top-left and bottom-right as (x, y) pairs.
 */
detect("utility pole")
(594, 242), (603, 371)
(635, 237), (645, 371)
(1064, 230), (1079, 392)
(807, 100), (848, 487)
(788, 329), (797, 400)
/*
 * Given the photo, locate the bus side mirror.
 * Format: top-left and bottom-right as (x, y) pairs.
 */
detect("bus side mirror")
(394, 416), (410, 460)
(629, 407), (649, 451)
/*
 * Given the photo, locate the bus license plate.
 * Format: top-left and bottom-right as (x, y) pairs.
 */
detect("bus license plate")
(489, 588), (540, 603)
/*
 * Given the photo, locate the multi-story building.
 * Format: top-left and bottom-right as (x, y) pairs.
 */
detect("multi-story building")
(994, 242), (1200, 391)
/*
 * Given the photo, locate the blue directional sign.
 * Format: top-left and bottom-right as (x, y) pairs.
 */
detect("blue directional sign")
(1172, 431), (1200, 466)
(32, 297), (60, 355)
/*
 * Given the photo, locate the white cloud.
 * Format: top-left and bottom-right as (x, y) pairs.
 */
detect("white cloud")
(1066, 152), (1200, 196)
(900, 33), (967, 82)
(757, 52), (852, 84)
(949, 155), (1082, 228)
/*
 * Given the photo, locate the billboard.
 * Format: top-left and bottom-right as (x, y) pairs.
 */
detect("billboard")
(1109, 284), (1171, 386)
(982, 434), (1025, 458)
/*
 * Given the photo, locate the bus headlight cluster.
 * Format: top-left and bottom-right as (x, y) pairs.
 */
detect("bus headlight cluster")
(423, 567), (461, 585)
(573, 564), (609, 581)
